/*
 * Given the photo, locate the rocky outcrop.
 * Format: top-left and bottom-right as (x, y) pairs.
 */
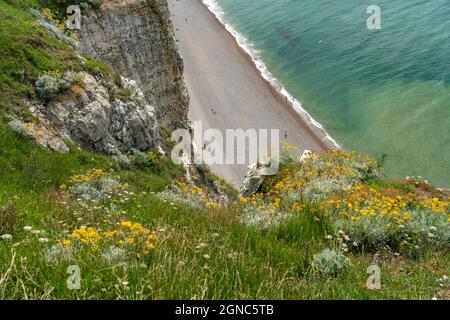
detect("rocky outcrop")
(79, 0), (189, 130)
(18, 72), (157, 156)
(239, 163), (266, 197)
(239, 161), (279, 197)
(240, 151), (310, 197)
(7, 118), (70, 153)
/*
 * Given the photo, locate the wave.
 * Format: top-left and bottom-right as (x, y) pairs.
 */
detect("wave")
(201, 0), (341, 149)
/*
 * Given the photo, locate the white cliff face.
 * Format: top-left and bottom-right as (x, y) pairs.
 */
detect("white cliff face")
(14, 72), (158, 156)
(79, 0), (189, 130)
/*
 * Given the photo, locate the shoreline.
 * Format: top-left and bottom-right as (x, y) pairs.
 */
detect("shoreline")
(169, 0), (338, 185)
(200, 0), (340, 150)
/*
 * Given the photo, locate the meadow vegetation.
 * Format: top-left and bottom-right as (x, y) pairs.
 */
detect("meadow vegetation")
(1, 124), (448, 299)
(0, 0), (449, 300)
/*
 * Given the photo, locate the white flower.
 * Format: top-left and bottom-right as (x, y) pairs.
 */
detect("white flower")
(428, 233), (435, 238)
(325, 235), (333, 240)
(23, 226), (33, 232)
(429, 226), (437, 232)
(1, 234), (13, 240)
(352, 241), (358, 247)
(31, 230), (41, 235)
(343, 235), (350, 241)
(122, 281), (129, 286)
(203, 254), (210, 259)
(38, 238), (49, 243)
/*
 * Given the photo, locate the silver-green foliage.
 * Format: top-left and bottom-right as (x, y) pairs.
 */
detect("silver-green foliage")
(35, 71), (76, 101)
(312, 248), (352, 276)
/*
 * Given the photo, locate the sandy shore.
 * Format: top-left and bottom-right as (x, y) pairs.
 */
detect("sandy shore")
(168, 0), (331, 186)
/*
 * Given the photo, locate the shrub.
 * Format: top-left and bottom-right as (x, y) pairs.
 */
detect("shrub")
(35, 74), (60, 101)
(312, 248), (352, 276)
(35, 71), (76, 101)
(332, 216), (392, 251)
(7, 120), (30, 137)
(58, 71), (76, 91)
(406, 209), (450, 246)
(157, 180), (220, 211)
(68, 169), (128, 203)
(321, 183), (450, 253)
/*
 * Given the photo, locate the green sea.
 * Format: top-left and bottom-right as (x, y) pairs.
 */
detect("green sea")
(206, 0), (450, 187)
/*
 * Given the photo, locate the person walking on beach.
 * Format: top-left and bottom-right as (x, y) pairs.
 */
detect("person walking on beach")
(284, 130), (288, 140)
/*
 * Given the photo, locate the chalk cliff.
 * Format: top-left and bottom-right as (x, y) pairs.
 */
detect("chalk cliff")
(79, 0), (189, 130)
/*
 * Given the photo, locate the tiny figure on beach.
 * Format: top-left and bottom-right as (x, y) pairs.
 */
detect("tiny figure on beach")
(186, 18), (188, 23)
(211, 108), (216, 115)
(284, 130), (288, 140)
(202, 143), (207, 151)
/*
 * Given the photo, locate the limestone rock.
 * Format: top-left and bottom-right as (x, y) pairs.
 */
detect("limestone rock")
(29, 72), (157, 156)
(7, 119), (69, 153)
(239, 162), (274, 197)
(79, 0), (189, 130)
(240, 150), (311, 197)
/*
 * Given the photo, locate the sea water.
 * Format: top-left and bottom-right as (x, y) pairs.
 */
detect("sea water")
(208, 0), (450, 187)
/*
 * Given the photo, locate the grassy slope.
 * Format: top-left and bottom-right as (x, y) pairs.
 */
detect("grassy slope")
(0, 0), (448, 300)
(0, 126), (448, 299)
(0, 0), (113, 120)
(0, 0), (80, 116)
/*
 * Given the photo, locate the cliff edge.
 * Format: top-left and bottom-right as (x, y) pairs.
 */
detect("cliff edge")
(79, 0), (189, 130)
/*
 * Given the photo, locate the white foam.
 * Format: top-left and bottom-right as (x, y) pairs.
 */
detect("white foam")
(201, 0), (341, 149)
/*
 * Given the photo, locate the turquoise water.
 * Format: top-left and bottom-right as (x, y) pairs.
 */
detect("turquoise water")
(213, 0), (450, 187)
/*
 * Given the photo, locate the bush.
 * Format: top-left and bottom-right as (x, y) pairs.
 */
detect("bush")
(312, 248), (352, 276)
(35, 74), (60, 101)
(68, 169), (128, 203)
(332, 216), (392, 251)
(35, 71), (76, 101)
(59, 71), (76, 91)
(406, 209), (450, 246)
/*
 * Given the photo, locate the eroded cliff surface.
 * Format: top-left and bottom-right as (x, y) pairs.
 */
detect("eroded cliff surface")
(79, 0), (189, 130)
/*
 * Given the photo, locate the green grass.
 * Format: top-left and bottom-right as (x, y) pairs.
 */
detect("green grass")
(0, 0), (114, 119)
(0, 0), (83, 114)
(0, 0), (448, 300)
(0, 124), (448, 299)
